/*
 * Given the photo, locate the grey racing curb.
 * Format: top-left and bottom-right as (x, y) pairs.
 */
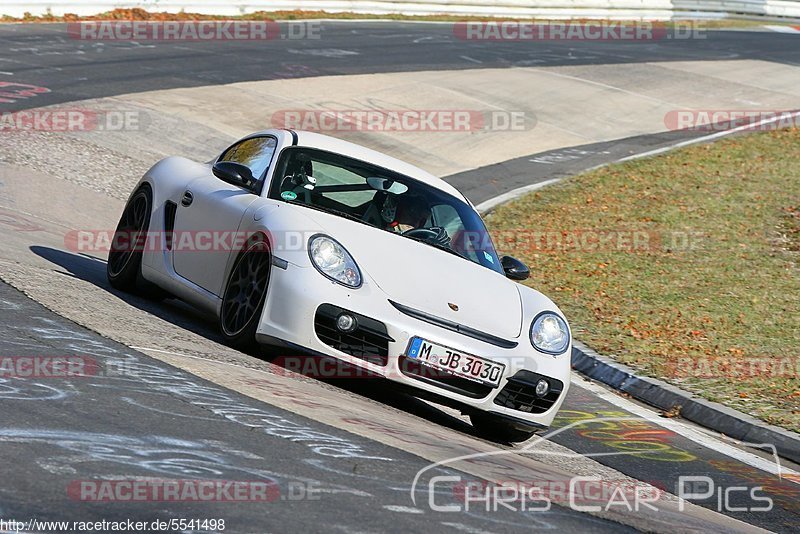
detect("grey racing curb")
(571, 340), (800, 465)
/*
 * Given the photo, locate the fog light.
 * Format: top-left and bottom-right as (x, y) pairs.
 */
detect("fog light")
(336, 313), (357, 333)
(535, 379), (550, 398)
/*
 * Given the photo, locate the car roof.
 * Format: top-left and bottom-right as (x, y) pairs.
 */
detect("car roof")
(254, 129), (469, 202)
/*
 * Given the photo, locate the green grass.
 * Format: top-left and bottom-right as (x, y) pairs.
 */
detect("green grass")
(487, 128), (800, 432)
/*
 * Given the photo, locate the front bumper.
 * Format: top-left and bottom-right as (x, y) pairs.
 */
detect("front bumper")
(256, 261), (571, 429)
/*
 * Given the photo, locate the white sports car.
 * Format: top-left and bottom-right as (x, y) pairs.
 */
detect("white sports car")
(108, 129), (571, 442)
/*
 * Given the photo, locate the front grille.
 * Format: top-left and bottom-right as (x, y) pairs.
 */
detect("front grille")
(399, 356), (492, 399)
(314, 304), (393, 366)
(494, 370), (564, 414)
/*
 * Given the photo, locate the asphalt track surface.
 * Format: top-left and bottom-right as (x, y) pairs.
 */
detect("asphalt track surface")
(1, 20), (799, 533)
(0, 281), (631, 533)
(3, 22), (799, 204)
(1, 22), (800, 114)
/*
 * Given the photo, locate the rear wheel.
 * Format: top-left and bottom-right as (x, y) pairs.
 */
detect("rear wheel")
(107, 185), (152, 292)
(470, 412), (538, 443)
(220, 237), (272, 351)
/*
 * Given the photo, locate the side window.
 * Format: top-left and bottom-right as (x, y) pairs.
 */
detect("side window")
(432, 203), (479, 264)
(431, 204), (464, 236)
(218, 137), (277, 183)
(272, 149), (379, 211)
(312, 161), (377, 207)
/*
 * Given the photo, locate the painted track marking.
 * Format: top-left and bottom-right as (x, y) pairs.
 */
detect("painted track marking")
(134, 344), (799, 482)
(572, 376), (800, 481)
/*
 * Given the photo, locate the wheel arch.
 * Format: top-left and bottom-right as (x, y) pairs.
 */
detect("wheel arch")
(219, 228), (274, 305)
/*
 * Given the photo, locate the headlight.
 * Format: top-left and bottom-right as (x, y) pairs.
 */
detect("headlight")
(530, 312), (570, 355)
(308, 235), (362, 288)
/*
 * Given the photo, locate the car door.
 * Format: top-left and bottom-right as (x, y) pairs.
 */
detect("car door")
(172, 136), (277, 296)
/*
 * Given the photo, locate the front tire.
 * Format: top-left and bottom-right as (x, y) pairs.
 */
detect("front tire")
(219, 237), (272, 351)
(470, 412), (538, 443)
(107, 184), (152, 292)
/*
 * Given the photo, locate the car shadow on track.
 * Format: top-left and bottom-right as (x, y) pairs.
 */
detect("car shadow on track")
(29, 245), (497, 443)
(31, 245), (223, 340)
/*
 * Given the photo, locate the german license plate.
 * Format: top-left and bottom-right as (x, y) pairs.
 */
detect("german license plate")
(406, 337), (505, 387)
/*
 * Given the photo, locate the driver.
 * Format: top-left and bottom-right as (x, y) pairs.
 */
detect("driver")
(388, 193), (451, 248)
(391, 193), (430, 231)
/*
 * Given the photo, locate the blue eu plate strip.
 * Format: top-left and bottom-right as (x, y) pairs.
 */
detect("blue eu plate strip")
(408, 337), (422, 358)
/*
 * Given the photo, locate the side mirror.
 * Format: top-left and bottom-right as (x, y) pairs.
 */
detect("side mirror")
(213, 161), (256, 189)
(501, 255), (530, 280)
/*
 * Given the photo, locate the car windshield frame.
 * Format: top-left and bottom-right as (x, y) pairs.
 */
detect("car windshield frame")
(268, 146), (505, 275)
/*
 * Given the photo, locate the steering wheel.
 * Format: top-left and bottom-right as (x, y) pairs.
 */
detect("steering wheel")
(402, 226), (451, 248)
(402, 228), (438, 240)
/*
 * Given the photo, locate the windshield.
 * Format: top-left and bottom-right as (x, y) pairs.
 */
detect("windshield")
(269, 147), (504, 274)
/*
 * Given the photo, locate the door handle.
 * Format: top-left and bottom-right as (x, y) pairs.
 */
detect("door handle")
(181, 190), (194, 207)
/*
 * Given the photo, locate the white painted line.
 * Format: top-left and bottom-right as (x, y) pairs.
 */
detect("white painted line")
(474, 178), (562, 214)
(618, 110), (800, 163)
(764, 25), (800, 34)
(459, 55), (482, 64)
(0, 71), (13, 76)
(382, 505), (425, 513)
(287, 48), (359, 57)
(572, 374), (800, 482)
(441, 523), (496, 534)
(476, 110), (800, 215)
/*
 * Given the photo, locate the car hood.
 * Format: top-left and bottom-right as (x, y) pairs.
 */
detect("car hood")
(301, 209), (523, 340)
